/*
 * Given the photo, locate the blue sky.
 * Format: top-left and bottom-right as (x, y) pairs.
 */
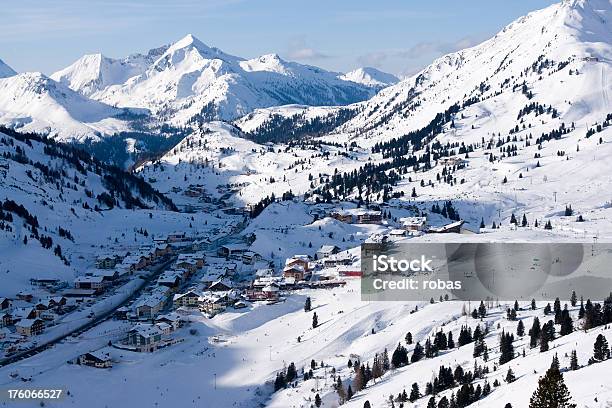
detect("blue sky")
(1, 0), (558, 77)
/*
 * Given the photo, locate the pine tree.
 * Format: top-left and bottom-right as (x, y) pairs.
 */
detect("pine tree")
(529, 365), (576, 408)
(312, 312), (318, 329)
(405, 331), (413, 345)
(505, 367), (516, 383)
(347, 385), (354, 400)
(499, 331), (515, 365)
(411, 342), (424, 363)
(315, 393), (322, 407)
(530, 317), (541, 348)
(427, 396), (436, 408)
(478, 301), (487, 318)
(559, 309), (573, 336)
(409, 382), (420, 402)
(363, 401), (371, 408)
(517, 320), (525, 337)
(569, 350), (578, 370)
(593, 334), (610, 362)
(570, 291), (577, 307)
(480, 218), (485, 229)
(304, 297), (311, 312)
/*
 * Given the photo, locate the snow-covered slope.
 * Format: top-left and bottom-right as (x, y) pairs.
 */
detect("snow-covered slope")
(0, 58), (16, 78)
(340, 67), (399, 89)
(0, 72), (134, 142)
(0, 127), (181, 295)
(54, 34), (376, 124)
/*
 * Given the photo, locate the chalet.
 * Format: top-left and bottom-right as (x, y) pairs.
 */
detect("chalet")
(330, 210), (353, 223)
(12, 307), (37, 321)
(261, 284), (280, 301)
(285, 255), (310, 272)
(95, 255), (118, 269)
(16, 291), (34, 302)
(253, 276), (284, 289)
(192, 238), (210, 251)
(317, 245), (340, 259)
(157, 271), (183, 288)
(127, 324), (163, 352)
(217, 243), (248, 259)
(177, 253), (205, 268)
(78, 351), (112, 368)
(114, 307), (130, 320)
(173, 291), (201, 308)
(155, 243), (172, 257)
(1, 312), (12, 327)
(438, 157), (466, 167)
(428, 220), (464, 234)
(15, 318), (44, 336)
(74, 276), (107, 292)
(175, 259), (198, 274)
(92, 269), (119, 283)
(208, 279), (233, 292)
(357, 210), (383, 224)
(324, 253), (353, 268)
(400, 216), (427, 232)
(29, 278), (62, 288)
(242, 251), (261, 265)
(121, 255), (147, 272)
(362, 234), (388, 252)
(389, 229), (408, 237)
(0, 297), (11, 311)
(134, 290), (167, 319)
(156, 313), (182, 331)
(155, 322), (173, 335)
(49, 296), (67, 308)
(283, 264), (305, 281)
(0, 327), (10, 340)
(167, 231), (187, 243)
(199, 295), (227, 315)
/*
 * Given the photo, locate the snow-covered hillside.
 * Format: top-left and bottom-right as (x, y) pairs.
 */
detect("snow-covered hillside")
(0, 72), (135, 142)
(53, 34), (380, 125)
(0, 126), (185, 295)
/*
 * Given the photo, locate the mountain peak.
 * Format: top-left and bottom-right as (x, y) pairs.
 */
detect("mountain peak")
(341, 67), (399, 88)
(0, 58), (17, 78)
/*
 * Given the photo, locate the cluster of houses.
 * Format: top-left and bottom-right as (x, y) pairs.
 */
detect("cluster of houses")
(330, 209), (383, 224)
(122, 251), (206, 321)
(68, 243), (175, 299)
(1, 293), (75, 356)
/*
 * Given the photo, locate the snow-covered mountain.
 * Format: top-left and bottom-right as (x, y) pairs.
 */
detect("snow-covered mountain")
(53, 34), (378, 124)
(50, 49), (165, 97)
(340, 67), (399, 88)
(0, 72), (135, 142)
(0, 58), (16, 78)
(332, 0), (612, 143)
